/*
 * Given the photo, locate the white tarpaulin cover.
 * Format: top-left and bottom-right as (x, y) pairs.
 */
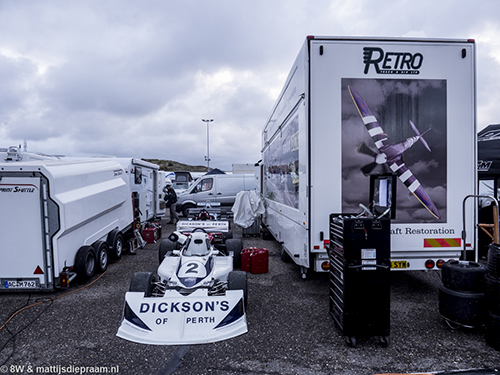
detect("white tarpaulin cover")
(231, 190), (265, 228)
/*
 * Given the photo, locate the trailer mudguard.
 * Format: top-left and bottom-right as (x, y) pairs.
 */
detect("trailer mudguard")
(117, 289), (247, 345)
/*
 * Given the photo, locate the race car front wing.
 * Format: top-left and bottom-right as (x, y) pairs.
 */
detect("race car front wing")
(116, 289), (247, 345)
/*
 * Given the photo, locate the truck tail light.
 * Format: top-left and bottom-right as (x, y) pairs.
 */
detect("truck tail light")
(425, 259), (435, 269)
(436, 259), (445, 269)
(60, 272), (69, 288)
(321, 261), (330, 271)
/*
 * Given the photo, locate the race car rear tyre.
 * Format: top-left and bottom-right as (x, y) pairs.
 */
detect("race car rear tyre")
(228, 271), (248, 307)
(226, 239), (243, 268)
(75, 245), (96, 282)
(223, 230), (233, 242)
(129, 272), (155, 297)
(107, 230), (124, 260)
(159, 239), (177, 264)
(93, 241), (110, 273)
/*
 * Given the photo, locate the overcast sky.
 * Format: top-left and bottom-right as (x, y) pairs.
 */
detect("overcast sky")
(1, 0), (499, 171)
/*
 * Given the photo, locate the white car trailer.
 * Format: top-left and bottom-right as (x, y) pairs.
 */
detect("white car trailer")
(261, 36), (477, 276)
(114, 158), (166, 226)
(0, 158), (135, 291)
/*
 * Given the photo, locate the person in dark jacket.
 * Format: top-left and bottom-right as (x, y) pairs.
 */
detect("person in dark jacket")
(164, 183), (179, 224)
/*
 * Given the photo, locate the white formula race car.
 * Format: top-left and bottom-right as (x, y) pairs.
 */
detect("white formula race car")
(117, 228), (247, 345)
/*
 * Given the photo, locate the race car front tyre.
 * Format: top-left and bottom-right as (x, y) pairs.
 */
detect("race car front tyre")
(228, 271), (248, 307)
(129, 272), (156, 297)
(226, 239), (243, 269)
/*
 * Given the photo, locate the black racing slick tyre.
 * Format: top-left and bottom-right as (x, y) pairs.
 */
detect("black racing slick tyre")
(488, 243), (500, 278)
(439, 284), (486, 328)
(107, 230), (124, 260)
(441, 260), (487, 292)
(159, 239), (176, 264)
(228, 271), (248, 307)
(222, 230), (233, 242)
(486, 311), (500, 350)
(226, 239), (243, 269)
(129, 272), (156, 297)
(75, 245), (96, 282)
(93, 241), (110, 273)
(485, 274), (500, 315)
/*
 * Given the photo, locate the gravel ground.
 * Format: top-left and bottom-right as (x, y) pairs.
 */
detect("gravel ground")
(1, 218), (500, 375)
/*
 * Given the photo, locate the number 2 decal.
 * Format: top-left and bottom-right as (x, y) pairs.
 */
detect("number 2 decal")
(185, 262), (199, 274)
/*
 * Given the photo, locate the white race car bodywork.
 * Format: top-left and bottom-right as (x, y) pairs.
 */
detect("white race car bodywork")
(117, 230), (247, 345)
(117, 289), (246, 345)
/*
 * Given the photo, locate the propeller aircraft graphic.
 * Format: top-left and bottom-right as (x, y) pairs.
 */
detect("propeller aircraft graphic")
(348, 85), (441, 220)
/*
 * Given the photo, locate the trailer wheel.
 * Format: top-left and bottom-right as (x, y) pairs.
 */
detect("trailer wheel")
(107, 230), (124, 260)
(75, 246), (96, 282)
(129, 272), (156, 297)
(228, 271), (248, 307)
(226, 239), (243, 269)
(159, 239), (176, 264)
(93, 241), (109, 273)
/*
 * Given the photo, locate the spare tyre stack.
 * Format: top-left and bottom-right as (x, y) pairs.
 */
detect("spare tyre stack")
(486, 243), (500, 349)
(439, 260), (487, 328)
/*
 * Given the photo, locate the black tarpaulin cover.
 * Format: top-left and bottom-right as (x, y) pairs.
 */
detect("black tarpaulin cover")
(478, 124), (500, 177)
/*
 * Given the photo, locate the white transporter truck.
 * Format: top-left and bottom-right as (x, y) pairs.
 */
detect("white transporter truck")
(0, 158), (135, 291)
(261, 36), (477, 275)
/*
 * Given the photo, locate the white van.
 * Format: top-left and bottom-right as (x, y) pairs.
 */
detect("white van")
(176, 173), (255, 216)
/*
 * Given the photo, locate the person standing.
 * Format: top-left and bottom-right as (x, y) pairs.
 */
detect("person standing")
(164, 183), (179, 224)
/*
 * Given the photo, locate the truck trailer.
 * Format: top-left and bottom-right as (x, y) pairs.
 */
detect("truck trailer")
(0, 158), (135, 291)
(260, 36), (477, 275)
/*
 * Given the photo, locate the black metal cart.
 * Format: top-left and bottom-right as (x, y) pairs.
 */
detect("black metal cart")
(329, 214), (391, 347)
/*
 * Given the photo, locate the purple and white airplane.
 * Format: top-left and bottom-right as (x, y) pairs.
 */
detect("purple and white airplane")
(348, 85), (441, 220)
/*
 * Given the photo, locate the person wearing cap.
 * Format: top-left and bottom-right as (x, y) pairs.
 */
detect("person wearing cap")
(164, 183), (179, 224)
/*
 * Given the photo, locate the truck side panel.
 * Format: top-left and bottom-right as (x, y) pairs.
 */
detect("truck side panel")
(262, 37), (476, 272)
(262, 41), (310, 267)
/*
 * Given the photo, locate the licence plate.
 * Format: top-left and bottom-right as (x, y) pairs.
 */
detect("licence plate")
(4, 280), (38, 289)
(391, 261), (408, 269)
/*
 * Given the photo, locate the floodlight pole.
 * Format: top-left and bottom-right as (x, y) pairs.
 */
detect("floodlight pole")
(202, 119), (213, 172)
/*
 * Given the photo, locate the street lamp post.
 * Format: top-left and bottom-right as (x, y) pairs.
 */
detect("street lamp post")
(202, 119), (213, 172)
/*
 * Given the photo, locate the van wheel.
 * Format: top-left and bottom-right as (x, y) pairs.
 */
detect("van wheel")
(182, 204), (196, 218)
(75, 246), (96, 282)
(93, 241), (109, 273)
(107, 230), (124, 260)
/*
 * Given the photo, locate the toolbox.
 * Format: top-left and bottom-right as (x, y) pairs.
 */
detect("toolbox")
(329, 214), (391, 347)
(151, 222), (162, 239)
(142, 226), (158, 244)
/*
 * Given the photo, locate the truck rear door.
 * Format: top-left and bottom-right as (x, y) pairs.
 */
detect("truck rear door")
(0, 175), (57, 291)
